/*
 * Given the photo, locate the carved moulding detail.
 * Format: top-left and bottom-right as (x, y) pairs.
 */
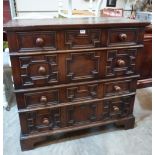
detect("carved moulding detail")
(19, 55), (58, 87)
(66, 52), (100, 81)
(106, 49), (137, 77)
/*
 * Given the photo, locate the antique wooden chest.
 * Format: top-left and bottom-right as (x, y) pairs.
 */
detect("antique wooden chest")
(4, 17), (149, 151)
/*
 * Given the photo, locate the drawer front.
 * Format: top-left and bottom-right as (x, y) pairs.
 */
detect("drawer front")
(16, 77), (137, 109)
(65, 29), (101, 49)
(17, 31), (57, 52)
(11, 49), (139, 89)
(12, 54), (59, 88)
(107, 28), (138, 46)
(19, 95), (135, 134)
(106, 48), (138, 77)
(104, 79), (137, 97)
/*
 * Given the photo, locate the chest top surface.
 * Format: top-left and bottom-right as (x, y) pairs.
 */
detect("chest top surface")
(4, 17), (150, 31)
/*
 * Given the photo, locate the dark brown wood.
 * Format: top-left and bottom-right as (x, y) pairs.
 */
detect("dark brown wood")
(4, 18), (149, 151)
(20, 136), (47, 151)
(115, 115), (135, 129)
(124, 116), (135, 129)
(137, 25), (152, 88)
(4, 17), (150, 31)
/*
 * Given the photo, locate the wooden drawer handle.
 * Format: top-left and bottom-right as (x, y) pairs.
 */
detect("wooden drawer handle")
(38, 66), (46, 75)
(119, 33), (127, 41)
(40, 96), (47, 104)
(113, 106), (119, 112)
(117, 59), (125, 66)
(42, 118), (49, 125)
(114, 85), (121, 92)
(36, 37), (44, 47)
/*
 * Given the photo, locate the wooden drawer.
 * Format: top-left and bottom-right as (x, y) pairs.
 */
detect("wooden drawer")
(104, 79), (137, 97)
(11, 54), (59, 88)
(107, 28), (138, 46)
(16, 31), (57, 52)
(16, 76), (138, 109)
(19, 95), (134, 134)
(65, 29), (101, 49)
(106, 48), (139, 77)
(10, 49), (140, 89)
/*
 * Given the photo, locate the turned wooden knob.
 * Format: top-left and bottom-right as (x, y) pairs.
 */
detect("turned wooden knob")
(117, 59), (125, 66)
(36, 37), (44, 47)
(42, 118), (49, 125)
(114, 85), (121, 92)
(113, 106), (119, 112)
(40, 96), (47, 104)
(119, 33), (127, 41)
(38, 66), (46, 75)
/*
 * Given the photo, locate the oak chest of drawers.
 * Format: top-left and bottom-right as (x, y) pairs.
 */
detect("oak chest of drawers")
(4, 17), (149, 151)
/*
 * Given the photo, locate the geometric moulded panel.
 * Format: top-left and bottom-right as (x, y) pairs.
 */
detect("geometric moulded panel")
(106, 49), (137, 77)
(66, 52), (100, 81)
(65, 29), (101, 49)
(19, 54), (58, 87)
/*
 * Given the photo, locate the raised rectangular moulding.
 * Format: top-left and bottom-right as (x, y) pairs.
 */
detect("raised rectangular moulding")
(104, 78), (137, 97)
(16, 31), (57, 52)
(11, 54), (59, 89)
(107, 28), (141, 46)
(106, 48), (139, 77)
(64, 29), (102, 49)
